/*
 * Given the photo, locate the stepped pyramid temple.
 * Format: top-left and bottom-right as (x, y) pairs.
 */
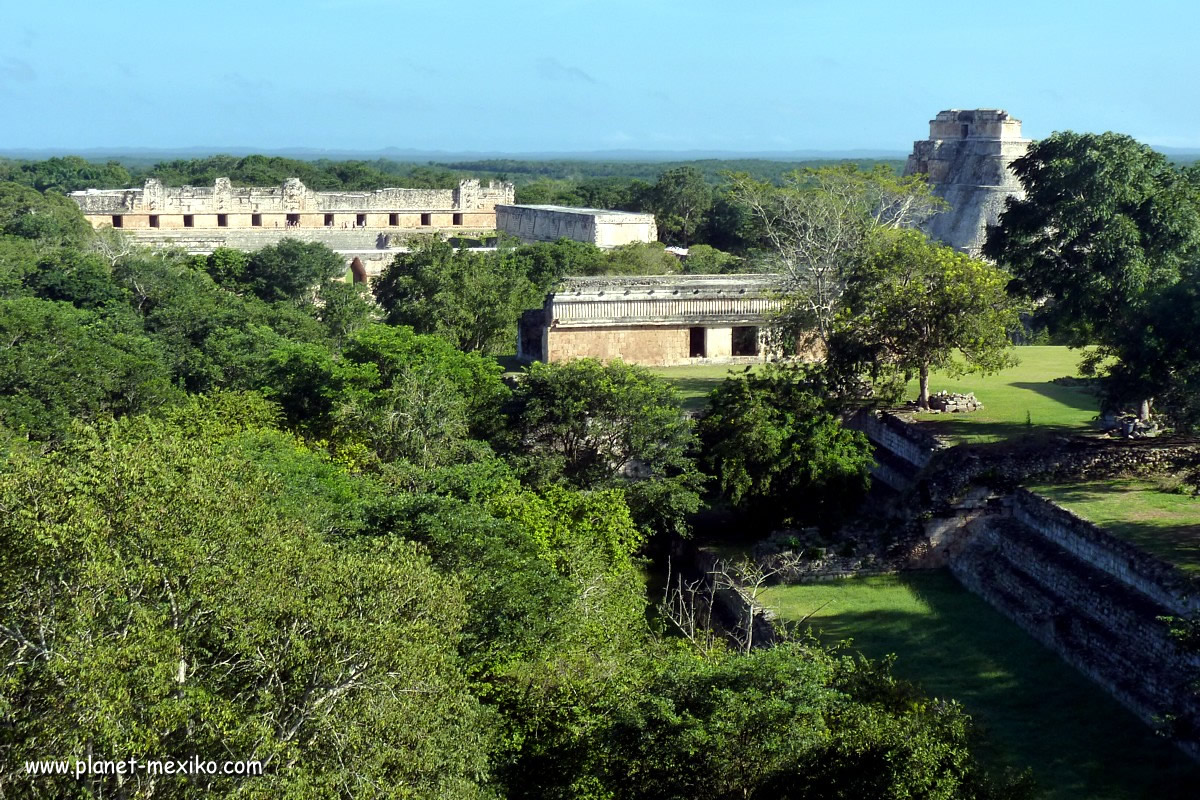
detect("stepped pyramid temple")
(70, 177), (515, 277)
(903, 109), (1030, 255)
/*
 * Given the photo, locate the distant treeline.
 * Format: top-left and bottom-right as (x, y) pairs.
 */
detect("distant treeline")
(0, 153), (905, 195)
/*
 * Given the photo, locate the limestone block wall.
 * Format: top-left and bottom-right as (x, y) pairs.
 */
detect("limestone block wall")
(705, 327), (733, 359)
(1010, 489), (1200, 616)
(846, 409), (946, 471)
(496, 205), (657, 248)
(950, 510), (1200, 754)
(853, 407), (1200, 753)
(546, 325), (691, 366)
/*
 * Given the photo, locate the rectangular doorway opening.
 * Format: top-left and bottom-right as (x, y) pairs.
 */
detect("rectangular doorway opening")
(217, 214), (228, 228)
(148, 215), (159, 228)
(420, 213), (432, 226)
(689, 327), (706, 358)
(732, 326), (759, 356)
(111, 215), (123, 228)
(251, 214), (262, 227)
(287, 213), (300, 226)
(324, 213), (335, 227)
(183, 215), (194, 228)
(452, 213), (463, 226)
(356, 213), (367, 227)
(388, 213), (400, 226)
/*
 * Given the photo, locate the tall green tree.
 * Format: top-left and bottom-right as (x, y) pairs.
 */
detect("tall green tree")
(243, 239), (345, 302)
(0, 298), (177, 440)
(504, 359), (702, 536)
(983, 132), (1200, 418)
(698, 366), (874, 530)
(373, 236), (541, 354)
(727, 165), (943, 349)
(652, 166), (713, 247)
(596, 643), (1032, 800)
(0, 405), (495, 798)
(836, 230), (1023, 408)
(0, 182), (94, 250)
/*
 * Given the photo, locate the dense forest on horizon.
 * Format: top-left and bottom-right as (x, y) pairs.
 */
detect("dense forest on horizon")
(0, 153), (907, 194)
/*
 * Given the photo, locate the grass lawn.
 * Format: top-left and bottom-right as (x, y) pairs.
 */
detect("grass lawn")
(650, 347), (1097, 436)
(1029, 480), (1200, 573)
(760, 571), (1200, 799)
(902, 346), (1100, 444)
(648, 363), (761, 412)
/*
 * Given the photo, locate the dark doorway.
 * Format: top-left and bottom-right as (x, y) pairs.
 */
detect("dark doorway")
(961, 123), (970, 138)
(287, 213), (300, 226)
(183, 215), (194, 228)
(217, 214), (228, 227)
(111, 215), (123, 228)
(251, 214), (262, 227)
(350, 257), (367, 284)
(420, 213), (432, 226)
(389, 213), (400, 226)
(689, 327), (706, 358)
(732, 326), (759, 356)
(325, 213), (335, 227)
(452, 213), (463, 226)
(356, 213), (367, 227)
(149, 215), (159, 228)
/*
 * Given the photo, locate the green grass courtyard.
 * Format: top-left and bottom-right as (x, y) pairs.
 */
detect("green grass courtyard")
(648, 362), (761, 412)
(648, 347), (1100, 439)
(759, 571), (1200, 799)
(901, 346), (1101, 444)
(1030, 479), (1200, 573)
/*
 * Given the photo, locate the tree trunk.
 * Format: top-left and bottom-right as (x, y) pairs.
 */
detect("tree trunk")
(918, 364), (930, 409)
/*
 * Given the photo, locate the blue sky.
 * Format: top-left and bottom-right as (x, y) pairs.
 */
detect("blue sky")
(2, 0), (1197, 153)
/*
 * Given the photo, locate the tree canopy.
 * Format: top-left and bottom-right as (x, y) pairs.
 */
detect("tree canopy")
(984, 132), (1200, 419)
(835, 230), (1023, 407)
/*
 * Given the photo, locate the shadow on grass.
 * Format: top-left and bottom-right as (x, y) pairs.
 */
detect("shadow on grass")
(667, 378), (723, 410)
(784, 571), (1200, 799)
(1010, 381), (1100, 413)
(912, 418), (1091, 442)
(1033, 483), (1200, 572)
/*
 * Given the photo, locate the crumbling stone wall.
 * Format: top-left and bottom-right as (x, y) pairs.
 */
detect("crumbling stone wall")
(852, 409), (1200, 755)
(951, 504), (1200, 755)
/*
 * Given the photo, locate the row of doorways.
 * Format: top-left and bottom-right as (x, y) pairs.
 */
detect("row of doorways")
(689, 326), (760, 358)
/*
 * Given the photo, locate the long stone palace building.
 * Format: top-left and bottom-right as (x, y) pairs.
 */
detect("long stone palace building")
(903, 109), (1030, 255)
(518, 275), (783, 366)
(70, 177), (515, 276)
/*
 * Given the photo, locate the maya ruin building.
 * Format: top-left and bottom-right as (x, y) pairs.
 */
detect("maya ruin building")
(69, 176), (515, 277)
(496, 204), (658, 248)
(903, 109), (1030, 255)
(517, 274), (782, 366)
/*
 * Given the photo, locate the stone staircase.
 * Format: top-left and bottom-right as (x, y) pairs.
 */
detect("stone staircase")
(951, 514), (1200, 747)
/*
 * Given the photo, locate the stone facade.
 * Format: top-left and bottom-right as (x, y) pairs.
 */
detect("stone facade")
(69, 177), (514, 277)
(518, 274), (782, 366)
(71, 177), (513, 232)
(496, 204), (657, 248)
(903, 109), (1030, 255)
